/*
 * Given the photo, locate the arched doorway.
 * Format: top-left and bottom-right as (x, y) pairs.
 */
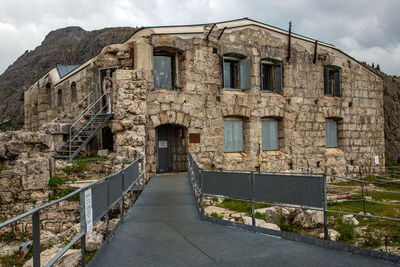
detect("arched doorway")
(156, 124), (188, 173)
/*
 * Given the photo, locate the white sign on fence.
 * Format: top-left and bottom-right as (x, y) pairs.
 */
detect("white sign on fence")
(84, 189), (93, 234)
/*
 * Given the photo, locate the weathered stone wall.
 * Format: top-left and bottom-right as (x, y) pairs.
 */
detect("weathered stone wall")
(112, 70), (147, 173)
(23, 42), (134, 132)
(0, 132), (80, 234)
(135, 26), (384, 177)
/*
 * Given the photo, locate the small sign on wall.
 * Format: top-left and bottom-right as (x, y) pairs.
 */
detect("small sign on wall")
(159, 141), (168, 148)
(189, 133), (200, 143)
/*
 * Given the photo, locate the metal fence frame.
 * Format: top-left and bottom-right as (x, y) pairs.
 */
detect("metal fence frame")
(0, 157), (145, 267)
(188, 153), (400, 238)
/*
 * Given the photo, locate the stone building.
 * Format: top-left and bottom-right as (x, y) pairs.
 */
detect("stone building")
(24, 18), (385, 177)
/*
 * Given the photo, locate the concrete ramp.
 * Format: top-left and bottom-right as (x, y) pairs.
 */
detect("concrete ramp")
(91, 173), (391, 266)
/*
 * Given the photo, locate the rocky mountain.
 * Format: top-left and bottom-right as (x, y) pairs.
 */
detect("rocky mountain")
(0, 26), (138, 130)
(383, 74), (400, 162)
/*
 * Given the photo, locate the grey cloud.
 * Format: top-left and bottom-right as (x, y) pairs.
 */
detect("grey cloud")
(0, 0), (399, 75)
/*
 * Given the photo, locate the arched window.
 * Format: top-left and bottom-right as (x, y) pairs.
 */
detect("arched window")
(70, 82), (77, 102)
(57, 89), (63, 107)
(46, 83), (52, 108)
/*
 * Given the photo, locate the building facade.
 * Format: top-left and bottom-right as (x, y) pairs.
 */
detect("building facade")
(24, 18), (385, 177)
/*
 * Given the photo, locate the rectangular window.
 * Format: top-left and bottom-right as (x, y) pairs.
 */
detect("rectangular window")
(224, 119), (244, 152)
(261, 61), (282, 92)
(262, 119), (279, 151)
(223, 57), (251, 90)
(325, 120), (338, 148)
(154, 55), (174, 90)
(324, 67), (340, 96)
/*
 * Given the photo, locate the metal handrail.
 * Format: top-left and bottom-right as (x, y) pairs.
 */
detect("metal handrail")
(69, 94), (107, 158)
(73, 90), (94, 120)
(0, 157), (145, 267)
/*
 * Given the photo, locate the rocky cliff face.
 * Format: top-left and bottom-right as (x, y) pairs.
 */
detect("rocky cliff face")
(383, 74), (400, 162)
(0, 26), (138, 130)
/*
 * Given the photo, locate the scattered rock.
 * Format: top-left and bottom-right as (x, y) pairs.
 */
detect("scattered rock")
(319, 229), (341, 241)
(293, 210), (324, 228)
(85, 231), (103, 252)
(23, 247), (81, 267)
(204, 206), (229, 216)
(97, 149), (109, 157)
(40, 231), (60, 247)
(93, 221), (106, 236)
(108, 218), (120, 233)
(342, 214), (360, 226)
(0, 242), (20, 257)
(242, 216), (280, 231)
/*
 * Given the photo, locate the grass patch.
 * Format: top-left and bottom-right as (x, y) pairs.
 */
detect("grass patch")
(335, 221), (356, 242)
(210, 212), (223, 219)
(328, 200), (400, 219)
(62, 161), (87, 174)
(218, 199), (270, 213)
(85, 250), (98, 264)
(48, 175), (66, 188)
(279, 215), (301, 234)
(0, 168), (6, 174)
(74, 155), (108, 162)
(48, 175), (78, 200)
(254, 212), (264, 220)
(362, 233), (381, 248)
(0, 251), (25, 267)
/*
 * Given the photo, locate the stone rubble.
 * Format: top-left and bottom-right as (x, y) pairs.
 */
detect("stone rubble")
(342, 214), (360, 226)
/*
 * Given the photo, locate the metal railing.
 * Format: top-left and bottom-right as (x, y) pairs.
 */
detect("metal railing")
(0, 157), (145, 267)
(188, 153), (400, 242)
(73, 91), (94, 120)
(68, 94), (108, 158)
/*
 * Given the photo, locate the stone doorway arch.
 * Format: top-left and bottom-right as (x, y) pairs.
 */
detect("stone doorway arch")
(155, 124), (188, 173)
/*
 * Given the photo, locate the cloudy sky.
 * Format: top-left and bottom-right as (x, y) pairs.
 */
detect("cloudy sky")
(0, 0), (399, 75)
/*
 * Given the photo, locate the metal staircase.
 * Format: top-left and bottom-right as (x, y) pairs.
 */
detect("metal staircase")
(53, 93), (113, 161)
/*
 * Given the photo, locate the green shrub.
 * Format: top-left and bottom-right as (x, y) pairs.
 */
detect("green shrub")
(336, 222), (355, 242)
(48, 176), (65, 187)
(62, 161), (87, 174)
(363, 234), (381, 248)
(255, 212), (264, 220)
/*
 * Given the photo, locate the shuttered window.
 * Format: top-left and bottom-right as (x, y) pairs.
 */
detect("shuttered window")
(223, 57), (251, 90)
(224, 119), (244, 152)
(261, 61), (282, 92)
(324, 66), (341, 96)
(262, 119), (279, 151)
(325, 120), (338, 148)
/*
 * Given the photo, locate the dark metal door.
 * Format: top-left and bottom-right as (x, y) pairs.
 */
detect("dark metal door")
(156, 125), (170, 172)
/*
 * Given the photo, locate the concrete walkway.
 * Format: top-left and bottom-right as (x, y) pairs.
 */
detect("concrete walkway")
(92, 173), (392, 266)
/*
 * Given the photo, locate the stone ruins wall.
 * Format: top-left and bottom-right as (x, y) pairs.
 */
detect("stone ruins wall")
(0, 131), (81, 234)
